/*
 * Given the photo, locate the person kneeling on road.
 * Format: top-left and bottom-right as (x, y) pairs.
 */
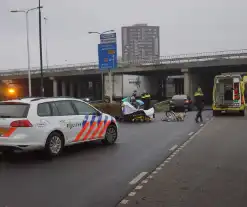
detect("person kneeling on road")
(194, 86), (204, 123)
(130, 90), (138, 108)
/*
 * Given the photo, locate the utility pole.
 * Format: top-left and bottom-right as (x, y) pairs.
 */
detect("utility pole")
(38, 0), (44, 96)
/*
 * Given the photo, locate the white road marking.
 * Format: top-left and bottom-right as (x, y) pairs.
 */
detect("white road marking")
(128, 192), (136, 197)
(129, 172), (148, 185)
(119, 117), (214, 206)
(135, 185), (143, 190)
(120, 199), (129, 204)
(169, 144), (178, 151)
(188, 132), (194, 136)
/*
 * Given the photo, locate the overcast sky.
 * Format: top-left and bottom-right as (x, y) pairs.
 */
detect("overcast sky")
(1, 0), (247, 70)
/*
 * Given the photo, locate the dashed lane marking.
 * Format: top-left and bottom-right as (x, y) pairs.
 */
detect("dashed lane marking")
(120, 199), (129, 205)
(128, 192), (136, 197)
(135, 185), (143, 190)
(188, 131), (194, 136)
(118, 116), (214, 206)
(129, 172), (148, 185)
(169, 144), (178, 151)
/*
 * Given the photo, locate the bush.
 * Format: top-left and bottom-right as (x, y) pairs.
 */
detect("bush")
(92, 103), (122, 117)
(154, 100), (170, 112)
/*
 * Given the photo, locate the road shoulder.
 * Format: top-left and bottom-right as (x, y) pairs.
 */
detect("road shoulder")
(117, 115), (247, 207)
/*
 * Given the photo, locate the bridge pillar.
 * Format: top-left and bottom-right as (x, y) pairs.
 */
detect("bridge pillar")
(77, 82), (81, 98)
(69, 81), (74, 97)
(182, 69), (190, 96)
(61, 81), (66, 96)
(51, 78), (58, 97)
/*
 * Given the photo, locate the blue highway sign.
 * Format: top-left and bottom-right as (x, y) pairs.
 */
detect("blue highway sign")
(98, 43), (117, 70)
(100, 32), (116, 44)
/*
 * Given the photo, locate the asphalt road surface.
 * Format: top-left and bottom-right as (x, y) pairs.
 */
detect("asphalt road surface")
(119, 114), (247, 207)
(0, 111), (211, 207)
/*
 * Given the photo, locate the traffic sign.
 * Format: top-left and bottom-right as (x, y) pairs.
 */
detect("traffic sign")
(98, 43), (117, 70)
(100, 33), (116, 44)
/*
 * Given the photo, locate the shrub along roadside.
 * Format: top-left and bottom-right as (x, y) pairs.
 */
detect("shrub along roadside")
(92, 103), (122, 117)
(153, 100), (170, 112)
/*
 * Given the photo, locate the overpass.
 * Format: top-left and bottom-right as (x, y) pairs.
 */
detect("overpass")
(1, 49), (247, 79)
(1, 49), (247, 102)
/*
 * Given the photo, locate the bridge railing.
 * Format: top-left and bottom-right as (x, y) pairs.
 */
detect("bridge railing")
(1, 49), (247, 77)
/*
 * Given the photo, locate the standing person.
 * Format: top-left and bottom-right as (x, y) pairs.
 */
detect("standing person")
(194, 86), (204, 123)
(141, 90), (151, 110)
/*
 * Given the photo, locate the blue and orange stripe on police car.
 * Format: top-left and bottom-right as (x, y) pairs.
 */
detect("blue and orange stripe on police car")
(98, 116), (111, 138)
(74, 115), (89, 142)
(82, 115), (97, 141)
(90, 115), (103, 140)
(73, 115), (112, 142)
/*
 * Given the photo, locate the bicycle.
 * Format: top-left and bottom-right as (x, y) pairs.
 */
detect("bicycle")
(162, 110), (187, 122)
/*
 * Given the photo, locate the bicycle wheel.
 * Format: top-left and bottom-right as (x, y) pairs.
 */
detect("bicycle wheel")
(165, 111), (177, 121)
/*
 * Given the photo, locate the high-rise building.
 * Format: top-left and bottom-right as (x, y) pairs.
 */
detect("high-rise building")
(121, 24), (160, 62)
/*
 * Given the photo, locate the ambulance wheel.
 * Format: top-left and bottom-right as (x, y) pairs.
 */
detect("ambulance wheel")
(240, 110), (245, 116)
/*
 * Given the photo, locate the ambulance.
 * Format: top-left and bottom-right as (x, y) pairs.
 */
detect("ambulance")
(212, 73), (247, 116)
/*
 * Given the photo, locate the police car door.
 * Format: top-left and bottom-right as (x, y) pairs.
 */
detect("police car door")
(70, 100), (102, 143)
(51, 100), (79, 142)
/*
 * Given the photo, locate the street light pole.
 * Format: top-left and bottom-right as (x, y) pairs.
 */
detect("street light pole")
(25, 12), (31, 97)
(88, 30), (115, 103)
(44, 17), (49, 69)
(38, 0), (44, 96)
(10, 6), (42, 97)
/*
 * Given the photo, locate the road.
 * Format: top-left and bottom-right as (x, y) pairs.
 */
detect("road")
(118, 114), (247, 207)
(0, 111), (211, 207)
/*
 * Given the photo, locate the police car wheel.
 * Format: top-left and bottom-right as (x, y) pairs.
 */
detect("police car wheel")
(102, 124), (118, 145)
(45, 132), (64, 157)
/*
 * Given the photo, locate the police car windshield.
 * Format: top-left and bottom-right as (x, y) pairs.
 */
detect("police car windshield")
(0, 102), (29, 118)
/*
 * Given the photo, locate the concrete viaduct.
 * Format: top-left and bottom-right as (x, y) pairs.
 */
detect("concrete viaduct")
(1, 49), (247, 103)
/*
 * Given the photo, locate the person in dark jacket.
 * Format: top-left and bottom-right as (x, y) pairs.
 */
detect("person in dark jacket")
(130, 90), (138, 108)
(194, 87), (204, 123)
(141, 90), (151, 110)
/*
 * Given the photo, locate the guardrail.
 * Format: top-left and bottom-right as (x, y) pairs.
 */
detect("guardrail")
(1, 49), (247, 77)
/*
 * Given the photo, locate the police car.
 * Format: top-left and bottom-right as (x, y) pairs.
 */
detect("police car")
(0, 97), (118, 157)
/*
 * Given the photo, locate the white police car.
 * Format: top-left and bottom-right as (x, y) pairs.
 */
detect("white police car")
(0, 97), (118, 157)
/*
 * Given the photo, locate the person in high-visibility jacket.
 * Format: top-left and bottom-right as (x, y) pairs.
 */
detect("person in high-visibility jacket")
(194, 86), (204, 123)
(141, 90), (151, 110)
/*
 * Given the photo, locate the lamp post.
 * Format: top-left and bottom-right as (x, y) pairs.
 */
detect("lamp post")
(38, 0), (44, 96)
(44, 17), (49, 69)
(88, 30), (115, 103)
(10, 6), (43, 97)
